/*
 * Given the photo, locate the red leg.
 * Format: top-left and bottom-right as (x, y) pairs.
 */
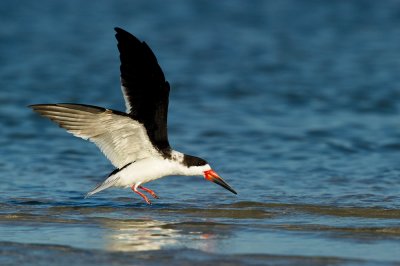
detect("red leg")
(139, 186), (159, 199)
(131, 185), (151, 205)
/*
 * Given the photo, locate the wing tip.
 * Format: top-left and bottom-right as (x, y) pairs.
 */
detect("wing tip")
(114, 27), (143, 45)
(114, 27), (131, 38)
(29, 103), (110, 114)
(114, 27), (123, 34)
(28, 103), (52, 108)
(29, 104), (59, 113)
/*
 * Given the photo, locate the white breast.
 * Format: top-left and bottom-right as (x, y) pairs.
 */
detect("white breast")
(114, 157), (182, 188)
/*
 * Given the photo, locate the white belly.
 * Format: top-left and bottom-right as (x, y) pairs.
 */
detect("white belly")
(114, 157), (180, 188)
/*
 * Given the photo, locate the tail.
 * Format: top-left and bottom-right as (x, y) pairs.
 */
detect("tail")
(85, 173), (120, 198)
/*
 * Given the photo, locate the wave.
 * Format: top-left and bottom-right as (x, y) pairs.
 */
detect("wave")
(0, 241), (390, 266)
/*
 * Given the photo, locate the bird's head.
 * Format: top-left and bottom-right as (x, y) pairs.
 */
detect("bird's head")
(182, 155), (237, 195)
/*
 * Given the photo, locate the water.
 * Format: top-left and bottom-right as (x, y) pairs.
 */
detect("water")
(1, 0), (400, 265)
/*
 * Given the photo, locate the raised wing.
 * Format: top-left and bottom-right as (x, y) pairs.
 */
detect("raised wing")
(29, 104), (159, 168)
(115, 27), (171, 152)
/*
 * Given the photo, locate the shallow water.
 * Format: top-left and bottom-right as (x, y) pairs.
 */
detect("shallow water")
(1, 0), (400, 265)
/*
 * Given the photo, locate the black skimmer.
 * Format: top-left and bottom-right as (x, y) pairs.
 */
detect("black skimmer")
(29, 27), (237, 204)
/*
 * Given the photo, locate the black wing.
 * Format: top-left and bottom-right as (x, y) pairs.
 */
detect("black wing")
(115, 27), (171, 153)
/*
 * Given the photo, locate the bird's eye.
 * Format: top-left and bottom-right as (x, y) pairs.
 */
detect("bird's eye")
(197, 160), (206, 166)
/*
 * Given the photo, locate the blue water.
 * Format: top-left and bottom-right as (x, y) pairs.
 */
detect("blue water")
(1, 1), (400, 265)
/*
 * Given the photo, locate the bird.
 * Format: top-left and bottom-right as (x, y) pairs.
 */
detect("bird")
(29, 27), (237, 204)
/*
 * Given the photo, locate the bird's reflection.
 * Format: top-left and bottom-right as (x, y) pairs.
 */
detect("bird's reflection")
(102, 219), (180, 251)
(101, 218), (226, 252)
